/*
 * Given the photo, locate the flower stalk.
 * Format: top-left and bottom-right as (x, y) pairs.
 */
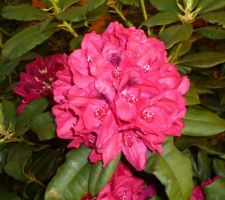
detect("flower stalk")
(140, 0), (151, 36)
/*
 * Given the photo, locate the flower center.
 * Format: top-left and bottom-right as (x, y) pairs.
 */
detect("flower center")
(108, 52), (121, 67)
(122, 90), (139, 103)
(141, 108), (154, 121)
(39, 68), (48, 74)
(142, 64), (151, 72)
(94, 106), (108, 120)
(120, 192), (127, 200)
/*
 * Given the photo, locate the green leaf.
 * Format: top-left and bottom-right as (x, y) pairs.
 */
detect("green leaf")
(85, 0), (106, 11)
(201, 11), (225, 28)
(213, 159), (225, 178)
(31, 112), (55, 141)
(2, 22), (57, 60)
(69, 35), (82, 50)
(2, 100), (17, 129)
(0, 60), (19, 78)
(178, 52), (225, 68)
(185, 88), (200, 105)
(0, 189), (21, 200)
(183, 108), (225, 136)
(45, 146), (91, 200)
(141, 12), (179, 27)
(1, 5), (49, 21)
(159, 24), (193, 49)
(15, 98), (49, 135)
(60, 0), (80, 9)
(204, 178), (225, 199)
(56, 6), (86, 22)
(4, 143), (32, 182)
(120, 0), (140, 6)
(89, 154), (120, 196)
(145, 138), (193, 200)
(196, 27), (225, 40)
(150, 0), (179, 13)
(198, 0), (225, 14)
(197, 150), (211, 181)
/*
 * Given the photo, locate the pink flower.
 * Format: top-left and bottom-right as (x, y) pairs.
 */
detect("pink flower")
(97, 162), (156, 200)
(14, 54), (67, 113)
(52, 22), (190, 170)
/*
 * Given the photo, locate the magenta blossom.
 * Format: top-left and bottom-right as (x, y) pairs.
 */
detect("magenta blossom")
(14, 54), (67, 113)
(97, 162), (156, 200)
(52, 22), (190, 170)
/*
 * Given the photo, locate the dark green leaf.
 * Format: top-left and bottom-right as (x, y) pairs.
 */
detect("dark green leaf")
(2, 100), (16, 129)
(85, 0), (106, 11)
(197, 150), (211, 181)
(178, 52), (225, 68)
(119, 0), (140, 6)
(86, 5), (108, 21)
(89, 154), (120, 196)
(159, 24), (193, 49)
(145, 138), (193, 200)
(15, 98), (49, 135)
(60, 0), (80, 9)
(204, 178), (225, 199)
(45, 146), (91, 200)
(4, 143), (32, 182)
(196, 27), (225, 40)
(56, 6), (86, 22)
(142, 12), (179, 27)
(31, 112), (55, 141)
(0, 189), (21, 200)
(1, 5), (49, 21)
(198, 0), (225, 14)
(213, 159), (225, 178)
(150, 0), (179, 13)
(2, 22), (57, 60)
(183, 108), (225, 136)
(0, 60), (19, 78)
(201, 11), (225, 28)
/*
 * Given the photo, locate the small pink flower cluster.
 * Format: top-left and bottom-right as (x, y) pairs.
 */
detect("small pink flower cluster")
(52, 22), (190, 170)
(97, 162), (156, 199)
(13, 54), (67, 113)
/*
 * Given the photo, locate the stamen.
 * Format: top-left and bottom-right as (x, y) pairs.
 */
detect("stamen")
(39, 68), (48, 74)
(143, 64), (150, 72)
(34, 76), (40, 82)
(141, 108), (154, 120)
(94, 106), (108, 120)
(112, 67), (121, 78)
(122, 132), (133, 147)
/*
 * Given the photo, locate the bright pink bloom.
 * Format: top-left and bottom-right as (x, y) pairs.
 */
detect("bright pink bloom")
(14, 54), (67, 113)
(97, 162), (156, 200)
(52, 22), (190, 170)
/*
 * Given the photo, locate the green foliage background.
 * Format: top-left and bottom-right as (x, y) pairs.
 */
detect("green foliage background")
(1, 0), (225, 199)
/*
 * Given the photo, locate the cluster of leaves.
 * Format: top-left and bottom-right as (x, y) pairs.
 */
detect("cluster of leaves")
(1, 0), (225, 199)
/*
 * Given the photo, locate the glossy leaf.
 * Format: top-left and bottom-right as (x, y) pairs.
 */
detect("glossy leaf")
(45, 146), (91, 200)
(1, 5), (49, 21)
(4, 143), (32, 182)
(196, 27), (225, 40)
(198, 0), (225, 14)
(2, 22), (57, 60)
(159, 24), (193, 49)
(69, 35), (82, 50)
(204, 178), (225, 199)
(145, 138), (193, 200)
(56, 6), (86, 22)
(141, 12), (178, 27)
(183, 108), (225, 136)
(178, 52), (225, 68)
(213, 159), (225, 178)
(89, 154), (121, 196)
(0, 60), (19, 78)
(15, 98), (49, 135)
(150, 0), (179, 13)
(197, 150), (211, 181)
(201, 11), (225, 28)
(31, 112), (55, 141)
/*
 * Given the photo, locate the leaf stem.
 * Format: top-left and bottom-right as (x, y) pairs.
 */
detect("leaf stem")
(140, 0), (151, 36)
(112, 6), (133, 27)
(50, 0), (78, 37)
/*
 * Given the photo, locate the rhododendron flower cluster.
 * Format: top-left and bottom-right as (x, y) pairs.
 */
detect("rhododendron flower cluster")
(97, 162), (156, 199)
(52, 22), (190, 170)
(14, 54), (67, 113)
